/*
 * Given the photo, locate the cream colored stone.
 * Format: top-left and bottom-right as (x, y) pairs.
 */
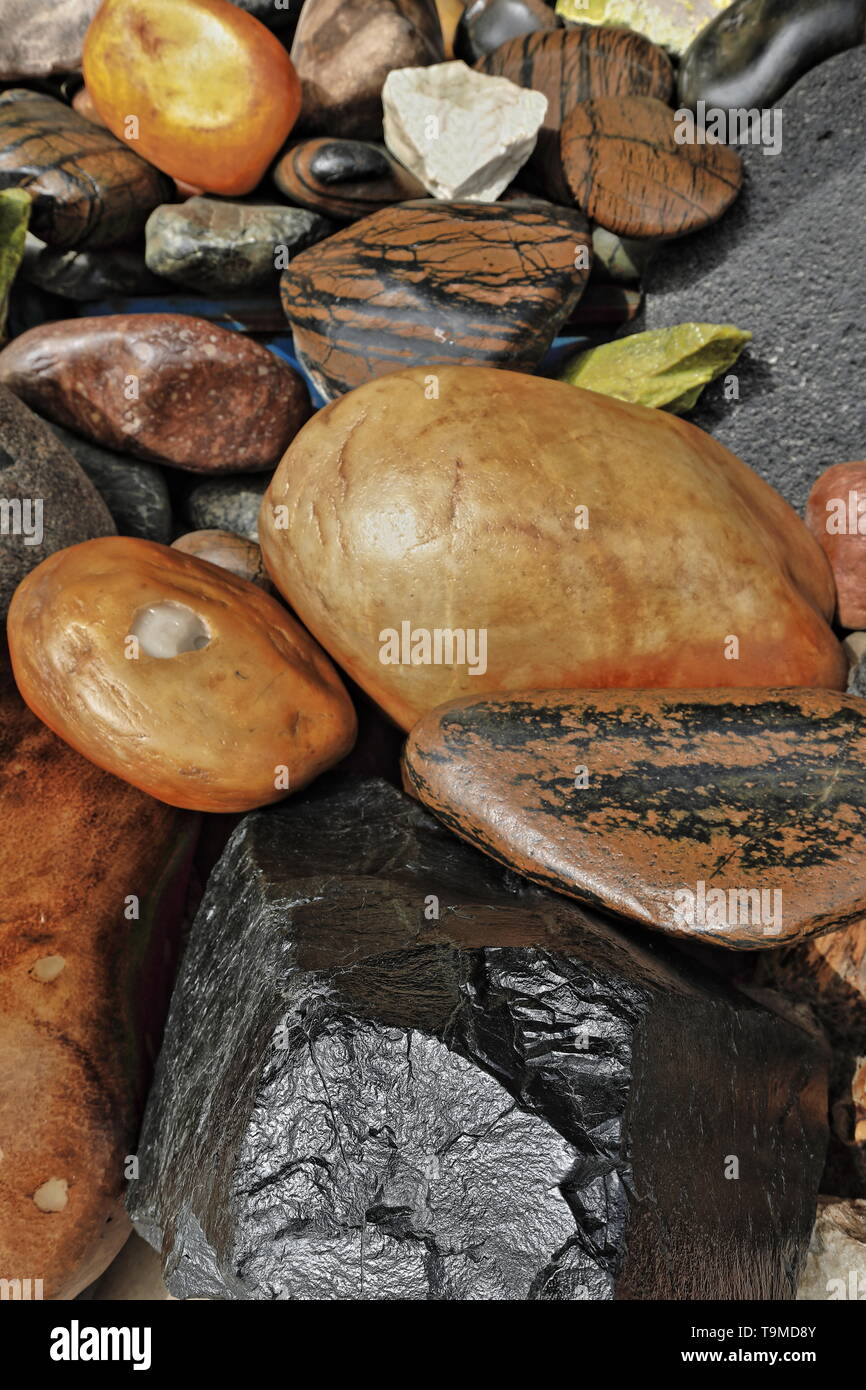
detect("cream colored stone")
(383, 60), (547, 202)
(31, 955), (66, 982)
(79, 1232), (176, 1301)
(844, 632), (866, 667)
(797, 1198), (866, 1300)
(33, 1177), (69, 1212)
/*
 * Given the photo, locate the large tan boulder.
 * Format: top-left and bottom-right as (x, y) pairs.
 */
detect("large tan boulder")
(259, 366), (846, 729)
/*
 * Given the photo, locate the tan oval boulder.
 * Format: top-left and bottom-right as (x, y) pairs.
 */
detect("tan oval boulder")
(0, 674), (197, 1299)
(8, 537), (356, 812)
(259, 366), (846, 729)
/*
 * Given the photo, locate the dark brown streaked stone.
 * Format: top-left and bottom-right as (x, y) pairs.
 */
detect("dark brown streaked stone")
(291, 0), (445, 140)
(561, 96), (743, 238)
(279, 200), (591, 399)
(273, 138), (426, 222)
(0, 89), (174, 250)
(0, 314), (311, 473)
(403, 688), (866, 950)
(476, 26), (674, 198)
(127, 775), (828, 1301)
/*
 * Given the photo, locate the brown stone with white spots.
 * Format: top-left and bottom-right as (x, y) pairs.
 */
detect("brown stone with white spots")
(0, 674), (197, 1299)
(560, 96), (743, 238)
(0, 314), (311, 473)
(403, 687), (866, 949)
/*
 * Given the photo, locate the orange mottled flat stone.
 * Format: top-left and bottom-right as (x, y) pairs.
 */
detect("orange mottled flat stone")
(403, 688), (866, 949)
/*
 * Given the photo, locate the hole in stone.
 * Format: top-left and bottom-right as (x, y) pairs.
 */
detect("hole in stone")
(131, 601), (211, 659)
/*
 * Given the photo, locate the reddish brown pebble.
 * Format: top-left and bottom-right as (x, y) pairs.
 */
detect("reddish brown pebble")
(71, 85), (106, 127)
(806, 462), (866, 629)
(0, 314), (311, 473)
(561, 96), (743, 239)
(403, 688), (866, 950)
(476, 27), (674, 197)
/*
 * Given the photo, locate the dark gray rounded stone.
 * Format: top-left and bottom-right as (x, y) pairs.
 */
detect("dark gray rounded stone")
(21, 234), (169, 302)
(185, 474), (270, 541)
(145, 199), (334, 295)
(0, 384), (115, 620)
(309, 140), (392, 183)
(640, 47), (866, 514)
(44, 421), (172, 544)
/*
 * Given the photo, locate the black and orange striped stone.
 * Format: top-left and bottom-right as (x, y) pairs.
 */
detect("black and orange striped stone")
(403, 688), (866, 950)
(273, 138), (425, 222)
(279, 199), (591, 399)
(476, 26), (674, 197)
(0, 89), (173, 250)
(561, 96), (743, 239)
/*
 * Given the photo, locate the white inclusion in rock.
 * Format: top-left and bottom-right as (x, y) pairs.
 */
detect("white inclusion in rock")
(131, 600), (211, 658)
(383, 60), (548, 203)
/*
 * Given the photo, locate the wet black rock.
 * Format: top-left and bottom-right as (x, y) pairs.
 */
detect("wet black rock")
(45, 421), (172, 543)
(678, 0), (866, 111)
(21, 234), (169, 302)
(455, 0), (559, 64)
(128, 777), (828, 1301)
(641, 47), (866, 512)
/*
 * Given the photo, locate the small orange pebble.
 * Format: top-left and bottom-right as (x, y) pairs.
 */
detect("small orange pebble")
(83, 0), (302, 196)
(8, 537), (356, 813)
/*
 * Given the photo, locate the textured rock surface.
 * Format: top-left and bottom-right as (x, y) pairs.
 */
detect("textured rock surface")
(806, 462), (866, 630)
(172, 530), (270, 590)
(274, 138), (425, 221)
(0, 189), (29, 341)
(21, 235), (168, 302)
(259, 366), (845, 730)
(476, 26), (673, 196)
(0, 314), (311, 473)
(82, 0), (302, 197)
(279, 201), (590, 399)
(756, 920), (866, 1196)
(404, 688), (866, 950)
(0, 675), (196, 1300)
(557, 0), (733, 53)
(797, 1199), (866, 1300)
(640, 48), (866, 513)
(9, 537), (357, 814)
(678, 0), (866, 110)
(383, 61), (547, 201)
(128, 777), (828, 1301)
(0, 0), (102, 79)
(45, 421), (172, 544)
(561, 97), (743, 238)
(0, 386), (116, 621)
(291, 0), (445, 139)
(456, 0), (559, 63)
(187, 475), (269, 541)
(144, 198), (332, 294)
(0, 89), (173, 250)
(559, 322), (751, 412)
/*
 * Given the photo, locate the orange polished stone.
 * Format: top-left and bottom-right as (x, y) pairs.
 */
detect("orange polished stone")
(8, 537), (356, 813)
(83, 0), (301, 196)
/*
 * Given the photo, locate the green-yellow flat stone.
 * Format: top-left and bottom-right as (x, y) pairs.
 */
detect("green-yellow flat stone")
(555, 0), (733, 55)
(0, 188), (30, 343)
(558, 321), (751, 413)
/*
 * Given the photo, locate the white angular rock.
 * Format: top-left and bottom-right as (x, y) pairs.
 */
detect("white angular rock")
(797, 1199), (866, 1300)
(382, 60), (547, 202)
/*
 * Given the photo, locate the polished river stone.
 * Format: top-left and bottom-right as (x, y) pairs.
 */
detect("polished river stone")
(0, 89), (173, 250)
(273, 138), (426, 221)
(403, 688), (866, 950)
(279, 200), (591, 399)
(127, 776), (827, 1300)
